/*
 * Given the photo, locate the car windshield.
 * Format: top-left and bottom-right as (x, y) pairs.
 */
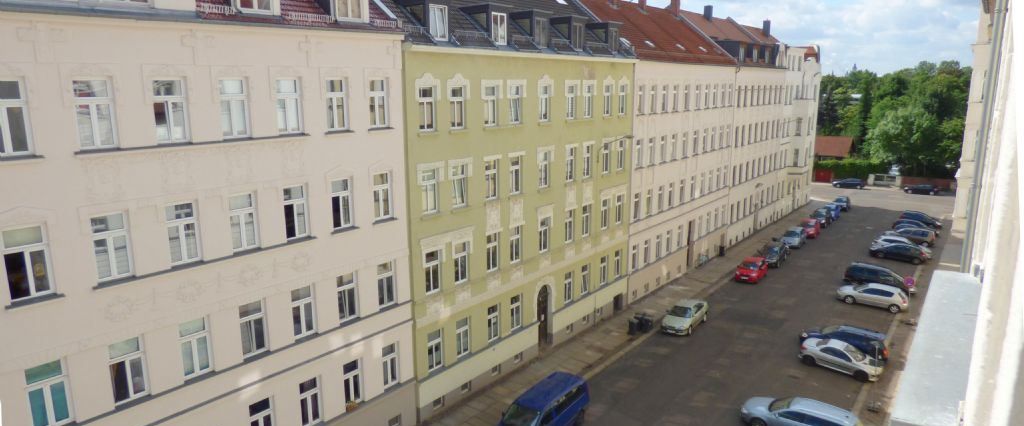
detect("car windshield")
(501, 403), (540, 426)
(766, 246), (781, 254)
(669, 306), (693, 318)
(784, 231), (801, 238)
(835, 198), (845, 202)
(741, 262), (759, 269)
(769, 397), (795, 412)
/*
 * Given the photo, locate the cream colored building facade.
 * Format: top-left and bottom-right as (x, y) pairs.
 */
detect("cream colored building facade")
(0, 1), (417, 426)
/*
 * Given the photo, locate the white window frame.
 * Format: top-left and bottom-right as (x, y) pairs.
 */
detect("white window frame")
(24, 360), (74, 426)
(2, 225), (53, 301)
(539, 83), (552, 122)
(424, 250), (441, 294)
(0, 79), (33, 156)
(509, 155), (522, 194)
(372, 172), (393, 220)
(179, 318), (212, 379)
(484, 159), (499, 200)
(290, 286), (316, 338)
(616, 139), (625, 170)
(538, 216), (550, 253)
(509, 225), (522, 264)
(427, 330), (443, 371)
(429, 4), (449, 41)
(449, 85), (465, 129)
(91, 212), (133, 282)
(601, 142), (611, 174)
(152, 79), (189, 143)
(490, 12), (508, 45)
(275, 78), (303, 134)
(508, 83), (523, 124)
(538, 150), (551, 188)
(248, 398), (274, 426)
(283, 185), (309, 240)
(451, 164), (468, 207)
(618, 83), (628, 115)
(483, 84), (499, 127)
(599, 256), (608, 284)
(564, 209), (574, 243)
(600, 198), (610, 230)
(337, 272), (359, 321)
(73, 79), (118, 149)
(342, 360), (363, 403)
(420, 169), (439, 214)
(326, 79), (349, 131)
(298, 377), (321, 426)
(416, 85), (436, 132)
(368, 79), (389, 128)
(453, 241), (469, 284)
(582, 82), (594, 118)
(218, 78), (249, 139)
(486, 232), (499, 272)
(108, 337), (148, 404)
(565, 145), (576, 182)
(229, 193), (259, 251)
(455, 317), (470, 357)
(382, 343), (399, 388)
(581, 264), (590, 294)
(565, 83), (578, 120)
(237, 0), (273, 14)
(239, 300), (268, 358)
(582, 143), (593, 179)
(165, 202), (201, 265)
(377, 261), (396, 307)
(581, 204), (591, 238)
(510, 294), (522, 330)
(331, 178), (354, 230)
(603, 83), (613, 117)
(486, 304), (500, 341)
(563, 272), (573, 303)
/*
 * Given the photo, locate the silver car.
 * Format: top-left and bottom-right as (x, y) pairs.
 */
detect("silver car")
(660, 298), (709, 336)
(799, 338), (884, 382)
(837, 283), (909, 313)
(740, 396), (861, 426)
(873, 235), (932, 256)
(780, 227), (806, 249)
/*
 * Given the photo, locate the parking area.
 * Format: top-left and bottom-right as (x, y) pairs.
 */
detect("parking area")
(584, 183), (955, 425)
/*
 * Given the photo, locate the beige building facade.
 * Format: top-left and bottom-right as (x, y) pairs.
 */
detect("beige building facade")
(0, 1), (417, 425)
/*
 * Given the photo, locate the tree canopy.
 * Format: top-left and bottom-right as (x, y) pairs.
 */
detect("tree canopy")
(817, 60), (971, 177)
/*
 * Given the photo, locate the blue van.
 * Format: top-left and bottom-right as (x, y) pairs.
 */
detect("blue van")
(499, 372), (590, 426)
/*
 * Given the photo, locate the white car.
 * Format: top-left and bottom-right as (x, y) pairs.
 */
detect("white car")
(799, 337), (884, 382)
(837, 283), (909, 314)
(873, 235), (932, 257)
(660, 298), (709, 336)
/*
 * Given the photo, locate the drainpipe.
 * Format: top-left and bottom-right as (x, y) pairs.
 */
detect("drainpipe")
(961, 0), (1008, 273)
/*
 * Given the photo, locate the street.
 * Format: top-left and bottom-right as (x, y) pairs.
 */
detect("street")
(585, 183), (955, 425)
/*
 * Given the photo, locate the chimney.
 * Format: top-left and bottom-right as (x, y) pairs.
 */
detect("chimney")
(639, 0), (647, 11)
(703, 5), (713, 21)
(669, 0), (680, 16)
(609, 0), (619, 9)
(762, 19), (771, 37)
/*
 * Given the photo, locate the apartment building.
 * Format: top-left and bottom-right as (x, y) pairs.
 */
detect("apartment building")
(0, 1), (417, 425)
(379, 0), (634, 418)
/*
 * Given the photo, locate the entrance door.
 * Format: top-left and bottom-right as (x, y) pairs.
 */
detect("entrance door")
(537, 286), (550, 347)
(685, 220), (696, 267)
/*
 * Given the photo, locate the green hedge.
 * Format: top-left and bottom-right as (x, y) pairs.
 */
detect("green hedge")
(814, 159), (890, 180)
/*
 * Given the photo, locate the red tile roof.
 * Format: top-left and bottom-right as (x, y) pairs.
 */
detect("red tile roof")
(815, 136), (854, 158)
(797, 45), (820, 62)
(739, 22), (779, 44)
(579, 0), (735, 65)
(677, 9), (756, 43)
(195, 0), (400, 31)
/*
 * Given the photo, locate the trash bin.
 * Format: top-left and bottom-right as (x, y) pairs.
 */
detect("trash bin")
(633, 313), (653, 333)
(719, 245), (726, 256)
(627, 318), (639, 335)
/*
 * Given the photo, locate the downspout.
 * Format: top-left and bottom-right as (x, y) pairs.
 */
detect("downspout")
(961, 0), (1008, 273)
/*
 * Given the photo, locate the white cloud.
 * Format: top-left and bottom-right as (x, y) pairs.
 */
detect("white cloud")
(641, 0), (978, 74)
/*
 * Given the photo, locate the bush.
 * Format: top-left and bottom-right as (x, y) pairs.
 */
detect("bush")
(814, 159), (889, 179)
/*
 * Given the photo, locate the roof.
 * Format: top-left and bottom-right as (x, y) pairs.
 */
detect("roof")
(514, 372), (586, 411)
(796, 45), (820, 62)
(815, 136), (854, 158)
(578, 0), (734, 65)
(739, 22), (779, 44)
(677, 9), (756, 43)
(195, 0), (400, 31)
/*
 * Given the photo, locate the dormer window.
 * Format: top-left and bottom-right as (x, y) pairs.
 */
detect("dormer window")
(491, 13), (507, 45)
(534, 18), (549, 47)
(237, 0), (272, 13)
(336, 0), (365, 21)
(572, 23), (584, 50)
(429, 5), (449, 41)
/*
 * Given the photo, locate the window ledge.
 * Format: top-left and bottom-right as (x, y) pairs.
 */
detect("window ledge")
(331, 226), (359, 235)
(417, 129), (440, 137)
(74, 134), (311, 157)
(5, 292), (65, 310)
(448, 128), (468, 134)
(538, 121), (552, 126)
(451, 205), (470, 212)
(372, 217), (398, 225)
(0, 154), (44, 164)
(325, 129), (355, 136)
(367, 126), (394, 132)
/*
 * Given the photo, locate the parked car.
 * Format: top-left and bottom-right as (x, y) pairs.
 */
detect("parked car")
(811, 209), (833, 227)
(843, 262), (916, 295)
(799, 325), (889, 361)
(872, 235), (932, 257)
(799, 338), (884, 382)
(735, 257), (769, 284)
(500, 372), (589, 426)
(899, 211), (943, 229)
(740, 396), (861, 426)
(833, 196), (851, 211)
(780, 227), (806, 249)
(903, 184), (941, 195)
(824, 203), (841, 221)
(832, 178), (865, 189)
(800, 218), (821, 239)
(759, 241), (791, 268)
(837, 283), (909, 313)
(870, 243), (929, 265)
(660, 298), (709, 336)
(887, 227), (938, 247)
(893, 223), (941, 239)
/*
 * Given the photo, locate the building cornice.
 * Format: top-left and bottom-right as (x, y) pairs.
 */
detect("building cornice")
(405, 43), (639, 64)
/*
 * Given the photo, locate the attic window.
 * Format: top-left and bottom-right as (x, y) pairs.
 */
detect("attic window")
(675, 43), (686, 51)
(238, 0), (272, 13)
(429, 5), (448, 41)
(644, 40), (655, 48)
(336, 0), (364, 20)
(698, 46), (707, 52)
(491, 12), (508, 46)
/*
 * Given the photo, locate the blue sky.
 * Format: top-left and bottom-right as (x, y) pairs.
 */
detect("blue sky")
(644, 0), (979, 74)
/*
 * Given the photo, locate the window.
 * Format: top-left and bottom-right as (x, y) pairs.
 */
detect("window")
(539, 83), (551, 122)
(509, 225), (522, 263)
(239, 300), (268, 357)
(275, 79), (302, 134)
(565, 83), (577, 120)
(491, 12), (508, 45)
(534, 17), (549, 47)
(336, 272), (359, 322)
(483, 84), (498, 127)
(427, 330), (443, 370)
(283, 186), (308, 240)
(152, 80), (188, 143)
(372, 172), (392, 220)
(298, 378), (320, 426)
(108, 337), (147, 403)
(603, 83), (613, 117)
(429, 4), (449, 40)
(417, 86), (435, 131)
(290, 286), (316, 338)
(451, 164), (468, 207)
(238, 0), (272, 13)
(601, 142), (611, 174)
(661, 84), (669, 112)
(572, 23), (585, 50)
(382, 343), (399, 388)
(565, 146), (576, 181)
(486, 232), (499, 271)
(538, 150), (551, 188)
(179, 318), (211, 378)
(672, 84), (679, 111)
(630, 244), (638, 270)
(600, 198), (610, 229)
(581, 204), (592, 237)
(25, 360), (72, 426)
(631, 193), (640, 221)
(368, 79), (388, 128)
(615, 194), (624, 224)
(453, 241), (469, 284)
(563, 272), (573, 303)
(509, 84), (523, 124)
(249, 398), (273, 426)
(218, 79), (249, 138)
(74, 80), (117, 148)
(614, 250), (622, 277)
(331, 179), (354, 229)
(326, 79), (348, 131)
(166, 202), (200, 265)
(581, 264), (590, 294)
(415, 169), (438, 215)
(91, 213), (132, 281)
(342, 359), (362, 403)
(0, 80), (31, 156)
(582, 144), (593, 178)
(599, 256), (608, 284)
(484, 159), (499, 200)
(424, 250), (441, 294)
(538, 217), (550, 253)
(582, 83), (594, 118)
(616, 139), (625, 170)
(564, 210), (575, 243)
(449, 86), (465, 129)
(510, 294), (522, 330)
(618, 83), (628, 115)
(455, 317), (470, 357)
(229, 194), (259, 251)
(487, 304), (500, 341)
(509, 155), (522, 194)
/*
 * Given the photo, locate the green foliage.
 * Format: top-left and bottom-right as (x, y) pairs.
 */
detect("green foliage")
(814, 159), (890, 179)
(816, 60), (970, 178)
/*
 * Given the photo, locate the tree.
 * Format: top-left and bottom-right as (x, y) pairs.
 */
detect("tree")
(864, 105), (945, 177)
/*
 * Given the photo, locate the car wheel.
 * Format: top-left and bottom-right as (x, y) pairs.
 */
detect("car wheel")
(703, 313), (708, 323)
(911, 257), (922, 265)
(833, 183), (839, 188)
(843, 296), (856, 304)
(888, 304), (901, 314)
(854, 370), (870, 382)
(685, 326), (693, 336)
(750, 418), (768, 426)
(905, 189), (911, 194)
(802, 355), (817, 366)
(874, 251), (885, 259)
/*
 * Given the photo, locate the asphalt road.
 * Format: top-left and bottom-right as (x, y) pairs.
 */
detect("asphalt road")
(585, 184), (955, 425)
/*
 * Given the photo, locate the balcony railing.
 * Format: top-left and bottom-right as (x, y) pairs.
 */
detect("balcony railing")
(370, 18), (399, 28)
(511, 35), (540, 51)
(196, 2), (236, 15)
(451, 30), (496, 48)
(550, 38), (579, 54)
(403, 25), (437, 44)
(586, 41), (613, 56)
(283, 11), (335, 25)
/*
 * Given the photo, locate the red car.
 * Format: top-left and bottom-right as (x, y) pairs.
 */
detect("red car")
(735, 256), (769, 283)
(800, 218), (821, 239)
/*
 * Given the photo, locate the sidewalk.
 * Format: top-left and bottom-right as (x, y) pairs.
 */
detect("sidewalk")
(426, 203), (820, 426)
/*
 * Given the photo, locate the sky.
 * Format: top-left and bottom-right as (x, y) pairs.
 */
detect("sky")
(644, 0), (979, 75)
